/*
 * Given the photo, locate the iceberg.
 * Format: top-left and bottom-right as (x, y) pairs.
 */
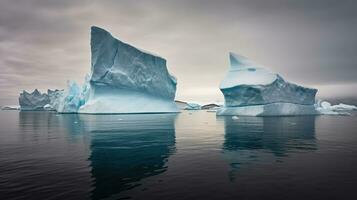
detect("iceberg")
(1, 105), (20, 110)
(315, 100), (357, 115)
(217, 53), (318, 116)
(78, 26), (178, 114)
(19, 89), (50, 111)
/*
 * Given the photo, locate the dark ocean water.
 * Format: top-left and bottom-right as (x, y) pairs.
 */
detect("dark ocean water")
(0, 110), (357, 200)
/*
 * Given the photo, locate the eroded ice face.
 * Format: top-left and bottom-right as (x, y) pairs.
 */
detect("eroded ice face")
(90, 26), (177, 100)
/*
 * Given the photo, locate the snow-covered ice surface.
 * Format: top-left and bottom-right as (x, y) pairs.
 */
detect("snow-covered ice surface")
(220, 53), (277, 89)
(217, 53), (318, 116)
(19, 89), (50, 111)
(79, 26), (178, 114)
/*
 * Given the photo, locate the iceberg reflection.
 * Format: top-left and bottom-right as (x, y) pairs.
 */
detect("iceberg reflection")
(220, 116), (317, 179)
(83, 114), (177, 200)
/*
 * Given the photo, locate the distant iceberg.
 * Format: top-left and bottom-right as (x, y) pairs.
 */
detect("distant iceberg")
(217, 53), (318, 116)
(1, 105), (20, 110)
(19, 89), (50, 111)
(315, 100), (357, 115)
(78, 26), (178, 114)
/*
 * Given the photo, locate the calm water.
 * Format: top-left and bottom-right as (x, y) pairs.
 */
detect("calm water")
(0, 110), (357, 200)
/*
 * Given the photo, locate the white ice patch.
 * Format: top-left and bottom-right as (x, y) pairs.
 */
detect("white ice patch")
(220, 52), (277, 89)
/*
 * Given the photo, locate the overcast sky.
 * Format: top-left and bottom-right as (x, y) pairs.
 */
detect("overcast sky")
(1, 0), (357, 105)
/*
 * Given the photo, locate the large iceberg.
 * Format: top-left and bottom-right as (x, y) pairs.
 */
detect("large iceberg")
(19, 89), (50, 111)
(217, 53), (318, 116)
(78, 26), (178, 114)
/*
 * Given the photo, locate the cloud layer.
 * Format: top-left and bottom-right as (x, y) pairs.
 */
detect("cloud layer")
(1, 0), (357, 105)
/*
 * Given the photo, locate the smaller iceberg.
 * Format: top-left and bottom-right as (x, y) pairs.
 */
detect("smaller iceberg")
(19, 89), (50, 111)
(217, 53), (318, 116)
(315, 100), (357, 115)
(1, 105), (20, 110)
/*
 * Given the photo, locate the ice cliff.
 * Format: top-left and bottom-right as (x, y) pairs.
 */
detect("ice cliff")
(217, 53), (318, 116)
(78, 26), (178, 113)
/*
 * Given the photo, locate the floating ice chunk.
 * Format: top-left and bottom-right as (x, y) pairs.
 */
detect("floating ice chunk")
(43, 104), (54, 111)
(315, 100), (356, 115)
(185, 103), (201, 110)
(201, 103), (221, 110)
(1, 105), (20, 110)
(331, 103), (357, 111)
